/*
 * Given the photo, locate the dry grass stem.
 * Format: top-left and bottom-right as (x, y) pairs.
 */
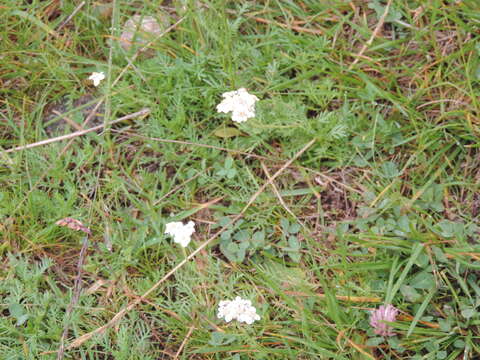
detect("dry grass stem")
(260, 161), (303, 224)
(56, 1), (86, 31)
(249, 15), (323, 35)
(174, 325), (195, 359)
(51, 110), (85, 131)
(56, 235), (90, 360)
(349, 0), (393, 69)
(3, 108), (150, 154)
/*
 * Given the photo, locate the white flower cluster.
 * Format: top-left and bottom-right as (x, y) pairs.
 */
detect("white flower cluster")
(217, 296), (261, 325)
(216, 88), (259, 123)
(164, 221), (195, 248)
(88, 72), (105, 87)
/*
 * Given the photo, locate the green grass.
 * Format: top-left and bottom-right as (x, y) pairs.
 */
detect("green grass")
(1, 0), (480, 358)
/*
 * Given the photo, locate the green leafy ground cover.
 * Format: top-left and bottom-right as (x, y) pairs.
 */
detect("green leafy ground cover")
(1, 0), (480, 358)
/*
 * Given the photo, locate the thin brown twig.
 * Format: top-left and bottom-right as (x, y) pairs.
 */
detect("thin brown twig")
(416, 98), (467, 110)
(56, 1), (86, 31)
(349, 0), (393, 69)
(174, 325), (195, 359)
(66, 139), (315, 350)
(249, 15), (323, 35)
(82, 96), (105, 127)
(223, 9), (322, 35)
(3, 108), (150, 154)
(336, 331), (375, 359)
(112, 129), (274, 161)
(282, 290), (382, 303)
(153, 168), (211, 206)
(52, 110), (84, 131)
(122, 281), (181, 320)
(260, 161), (299, 222)
(56, 234), (90, 360)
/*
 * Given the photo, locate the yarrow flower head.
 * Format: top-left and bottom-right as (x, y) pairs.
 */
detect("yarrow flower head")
(164, 221), (195, 247)
(216, 88), (259, 123)
(370, 304), (399, 337)
(88, 72), (105, 87)
(217, 296), (260, 325)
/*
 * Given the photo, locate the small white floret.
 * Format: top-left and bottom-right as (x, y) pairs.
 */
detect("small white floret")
(217, 296), (260, 324)
(216, 88), (259, 123)
(164, 221), (195, 247)
(88, 72), (105, 87)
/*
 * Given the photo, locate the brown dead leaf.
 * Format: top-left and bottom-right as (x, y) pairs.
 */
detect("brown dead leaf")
(56, 217), (91, 235)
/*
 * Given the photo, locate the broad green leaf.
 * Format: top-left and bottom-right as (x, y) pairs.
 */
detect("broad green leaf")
(400, 285), (421, 302)
(288, 251), (301, 262)
(251, 231), (265, 247)
(280, 218), (290, 232)
(288, 236), (300, 250)
(8, 303), (28, 326)
(381, 161), (400, 178)
(288, 223), (301, 234)
(214, 127), (243, 138)
(409, 271), (435, 290)
(461, 308), (477, 319)
(234, 230), (249, 242)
